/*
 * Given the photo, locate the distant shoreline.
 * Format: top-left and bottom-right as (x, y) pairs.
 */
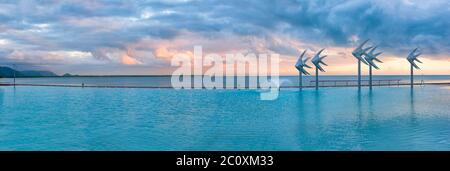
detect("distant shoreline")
(1, 82), (450, 89)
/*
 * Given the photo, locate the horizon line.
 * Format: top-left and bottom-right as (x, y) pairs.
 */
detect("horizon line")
(3, 74), (449, 78)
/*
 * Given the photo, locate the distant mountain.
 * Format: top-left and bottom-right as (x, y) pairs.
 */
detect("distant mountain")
(19, 70), (58, 77)
(0, 66), (58, 77)
(0, 66), (19, 77)
(63, 73), (75, 77)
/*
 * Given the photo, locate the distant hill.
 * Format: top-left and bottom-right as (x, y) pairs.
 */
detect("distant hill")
(0, 66), (19, 77)
(19, 70), (58, 77)
(63, 73), (76, 77)
(0, 66), (58, 78)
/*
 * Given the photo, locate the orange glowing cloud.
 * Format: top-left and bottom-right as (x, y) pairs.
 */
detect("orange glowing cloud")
(121, 53), (142, 65)
(154, 47), (193, 59)
(110, 30), (449, 75)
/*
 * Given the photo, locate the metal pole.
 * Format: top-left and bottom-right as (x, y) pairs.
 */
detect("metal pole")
(315, 67), (319, 90)
(299, 71), (302, 90)
(410, 64), (414, 87)
(13, 64), (16, 86)
(358, 60), (361, 88)
(369, 65), (372, 89)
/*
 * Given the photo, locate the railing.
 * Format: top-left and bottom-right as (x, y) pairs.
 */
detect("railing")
(309, 79), (402, 87)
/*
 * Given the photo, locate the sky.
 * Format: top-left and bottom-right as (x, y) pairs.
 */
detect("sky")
(0, 0), (449, 75)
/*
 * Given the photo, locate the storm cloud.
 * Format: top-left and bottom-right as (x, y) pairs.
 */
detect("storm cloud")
(0, 0), (448, 74)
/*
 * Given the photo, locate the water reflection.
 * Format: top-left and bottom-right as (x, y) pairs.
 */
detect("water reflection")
(296, 90), (308, 149)
(366, 89), (377, 131)
(0, 88), (4, 111)
(356, 88), (363, 128)
(313, 90), (322, 123)
(367, 89), (374, 116)
(409, 88), (418, 123)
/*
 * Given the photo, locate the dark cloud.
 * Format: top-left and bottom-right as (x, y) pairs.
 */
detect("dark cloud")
(0, 0), (448, 73)
(136, 0), (449, 54)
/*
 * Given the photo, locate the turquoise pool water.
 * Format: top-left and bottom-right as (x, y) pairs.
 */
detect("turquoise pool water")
(0, 85), (449, 150)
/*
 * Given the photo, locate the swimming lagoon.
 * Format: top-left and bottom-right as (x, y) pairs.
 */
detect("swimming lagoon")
(0, 85), (449, 150)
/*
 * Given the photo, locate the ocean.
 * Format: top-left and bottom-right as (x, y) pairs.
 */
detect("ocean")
(1, 75), (450, 87)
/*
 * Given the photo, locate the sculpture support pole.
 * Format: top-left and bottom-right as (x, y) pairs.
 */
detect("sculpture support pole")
(13, 64), (16, 86)
(369, 65), (372, 89)
(410, 64), (414, 87)
(299, 71), (302, 90)
(315, 68), (319, 90)
(13, 70), (16, 86)
(358, 60), (361, 88)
